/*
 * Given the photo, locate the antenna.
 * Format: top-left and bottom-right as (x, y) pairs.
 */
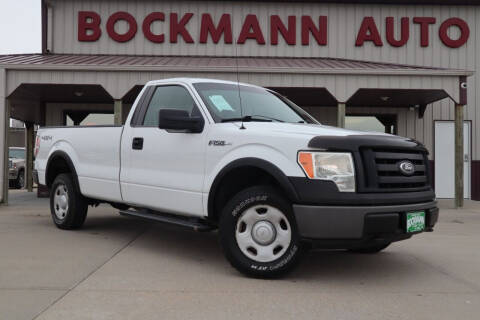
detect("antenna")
(234, 26), (245, 130)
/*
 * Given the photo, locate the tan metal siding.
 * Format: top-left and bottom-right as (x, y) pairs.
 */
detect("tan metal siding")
(49, 1), (475, 60)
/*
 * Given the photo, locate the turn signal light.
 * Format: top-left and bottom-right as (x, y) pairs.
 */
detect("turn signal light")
(298, 152), (314, 178)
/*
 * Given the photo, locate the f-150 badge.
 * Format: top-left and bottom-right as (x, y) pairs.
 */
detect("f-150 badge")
(209, 140), (231, 146)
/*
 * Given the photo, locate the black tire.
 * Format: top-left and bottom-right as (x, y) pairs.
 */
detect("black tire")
(219, 186), (303, 278)
(50, 173), (88, 230)
(349, 242), (391, 254)
(15, 170), (25, 189)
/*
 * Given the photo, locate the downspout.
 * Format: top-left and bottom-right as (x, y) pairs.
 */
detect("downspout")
(41, 0), (48, 54)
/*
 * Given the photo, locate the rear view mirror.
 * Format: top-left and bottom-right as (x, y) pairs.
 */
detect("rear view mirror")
(158, 109), (204, 133)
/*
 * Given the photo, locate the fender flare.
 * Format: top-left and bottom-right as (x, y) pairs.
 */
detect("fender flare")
(45, 150), (81, 192)
(207, 157), (300, 219)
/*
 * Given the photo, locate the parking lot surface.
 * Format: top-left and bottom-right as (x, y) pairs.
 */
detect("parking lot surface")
(1, 190), (479, 320)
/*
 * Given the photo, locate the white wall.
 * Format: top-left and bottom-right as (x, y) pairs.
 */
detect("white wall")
(50, 0), (471, 60)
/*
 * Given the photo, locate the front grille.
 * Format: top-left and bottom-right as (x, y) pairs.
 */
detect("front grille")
(360, 148), (431, 192)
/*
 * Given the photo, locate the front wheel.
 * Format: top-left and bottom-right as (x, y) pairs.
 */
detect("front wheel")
(15, 170), (25, 189)
(50, 173), (88, 230)
(219, 186), (303, 278)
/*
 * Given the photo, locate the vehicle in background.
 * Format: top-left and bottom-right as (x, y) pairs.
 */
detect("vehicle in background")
(34, 78), (439, 278)
(8, 147), (26, 189)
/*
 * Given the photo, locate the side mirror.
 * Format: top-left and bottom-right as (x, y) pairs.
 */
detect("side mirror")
(158, 109), (204, 133)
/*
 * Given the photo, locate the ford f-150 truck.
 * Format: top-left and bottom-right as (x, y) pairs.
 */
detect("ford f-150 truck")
(34, 78), (438, 278)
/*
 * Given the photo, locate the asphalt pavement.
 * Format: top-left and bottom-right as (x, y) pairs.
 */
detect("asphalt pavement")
(1, 190), (479, 320)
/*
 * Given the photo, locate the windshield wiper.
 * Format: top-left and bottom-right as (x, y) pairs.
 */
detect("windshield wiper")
(221, 116), (272, 123)
(250, 115), (285, 123)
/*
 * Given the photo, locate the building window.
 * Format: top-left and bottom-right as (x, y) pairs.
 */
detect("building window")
(345, 115), (397, 134)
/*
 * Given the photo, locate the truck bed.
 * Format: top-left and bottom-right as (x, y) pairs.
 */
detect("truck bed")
(36, 126), (124, 202)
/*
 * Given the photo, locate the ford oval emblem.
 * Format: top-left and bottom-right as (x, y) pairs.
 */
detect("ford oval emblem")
(398, 160), (415, 176)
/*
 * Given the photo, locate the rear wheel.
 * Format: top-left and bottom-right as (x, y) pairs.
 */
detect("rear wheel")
(219, 186), (303, 278)
(15, 170), (25, 189)
(349, 243), (391, 254)
(50, 173), (88, 230)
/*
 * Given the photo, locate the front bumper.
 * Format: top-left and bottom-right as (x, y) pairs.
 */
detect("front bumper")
(293, 201), (438, 242)
(8, 169), (18, 180)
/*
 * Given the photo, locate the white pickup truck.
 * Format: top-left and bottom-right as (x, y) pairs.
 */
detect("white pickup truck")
(34, 78), (438, 278)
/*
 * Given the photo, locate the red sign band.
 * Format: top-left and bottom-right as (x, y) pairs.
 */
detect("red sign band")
(78, 11), (470, 48)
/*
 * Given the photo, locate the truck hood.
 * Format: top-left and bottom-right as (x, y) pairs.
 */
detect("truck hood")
(236, 122), (424, 151)
(240, 122), (390, 138)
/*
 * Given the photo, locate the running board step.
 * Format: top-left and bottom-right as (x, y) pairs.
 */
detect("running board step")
(119, 209), (215, 232)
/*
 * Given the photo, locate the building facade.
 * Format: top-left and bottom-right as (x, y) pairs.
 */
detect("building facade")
(0, 0), (477, 203)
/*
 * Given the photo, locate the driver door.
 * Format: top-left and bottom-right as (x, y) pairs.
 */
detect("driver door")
(120, 84), (208, 217)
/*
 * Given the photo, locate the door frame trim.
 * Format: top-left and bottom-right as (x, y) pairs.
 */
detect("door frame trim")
(433, 119), (472, 199)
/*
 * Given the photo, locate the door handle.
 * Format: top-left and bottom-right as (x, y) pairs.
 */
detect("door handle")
(132, 137), (144, 150)
(464, 154), (469, 162)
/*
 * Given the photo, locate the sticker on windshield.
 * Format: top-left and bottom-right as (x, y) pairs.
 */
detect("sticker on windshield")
(209, 95), (234, 112)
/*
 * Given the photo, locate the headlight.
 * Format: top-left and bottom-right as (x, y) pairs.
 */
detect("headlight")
(298, 151), (356, 192)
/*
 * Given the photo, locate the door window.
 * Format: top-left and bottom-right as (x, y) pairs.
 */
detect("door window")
(142, 85), (198, 126)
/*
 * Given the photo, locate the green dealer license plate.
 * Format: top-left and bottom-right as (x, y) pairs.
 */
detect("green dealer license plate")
(406, 211), (425, 233)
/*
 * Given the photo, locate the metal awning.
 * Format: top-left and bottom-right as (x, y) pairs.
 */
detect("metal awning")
(0, 54), (473, 77)
(0, 54), (473, 104)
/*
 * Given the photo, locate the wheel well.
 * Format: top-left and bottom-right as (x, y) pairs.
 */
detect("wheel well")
(209, 166), (291, 222)
(46, 156), (73, 188)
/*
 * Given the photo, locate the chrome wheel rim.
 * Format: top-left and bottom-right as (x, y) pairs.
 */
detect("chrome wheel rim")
(53, 184), (69, 220)
(235, 204), (292, 263)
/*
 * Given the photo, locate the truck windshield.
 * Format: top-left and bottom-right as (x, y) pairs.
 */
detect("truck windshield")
(9, 149), (25, 159)
(193, 83), (316, 124)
